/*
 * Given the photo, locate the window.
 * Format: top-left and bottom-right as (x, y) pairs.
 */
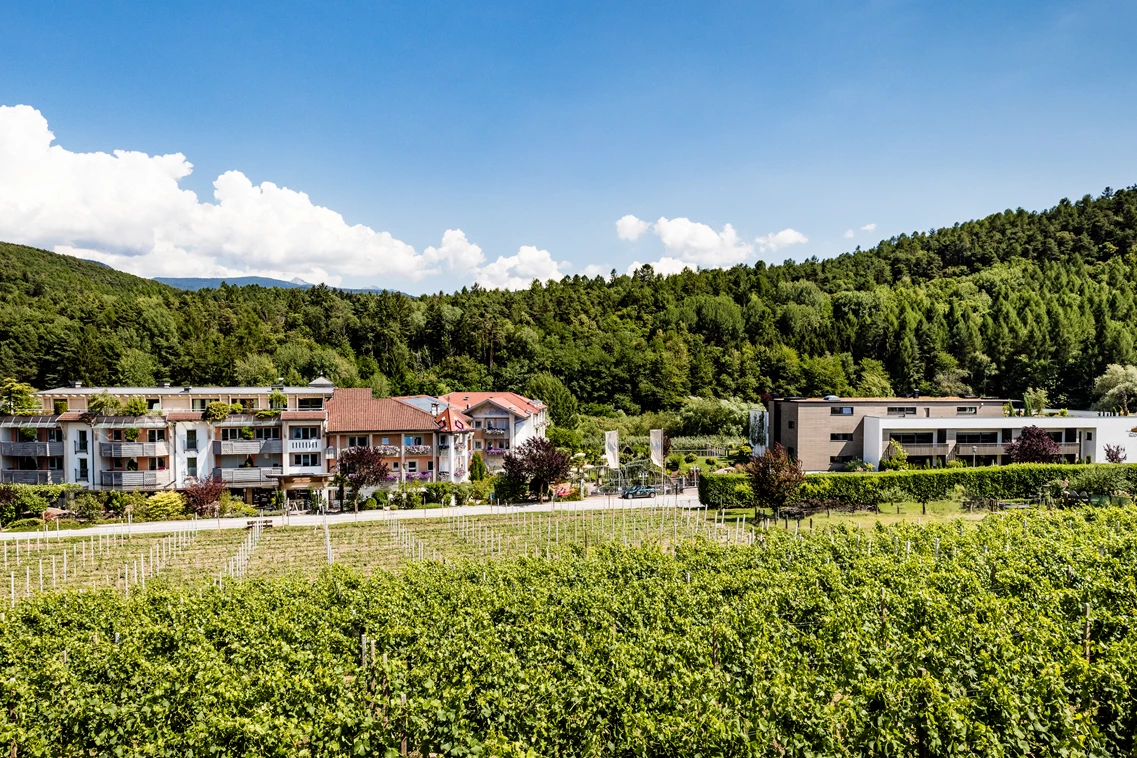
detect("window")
(381, 436), (390, 445)
(146, 398), (161, 411)
(427, 461), (434, 471)
(187, 457), (198, 477)
(46, 427), (63, 443)
(220, 428), (243, 441)
(47, 457), (63, 470)
(347, 436), (369, 448)
(391, 461), (399, 470)
(887, 406), (918, 415)
(186, 429), (197, 450)
(474, 441), (483, 450)
(1086, 431), (1093, 441)
(111, 430), (123, 442)
(112, 457), (123, 470)
(298, 397), (323, 410)
(787, 420), (795, 429)
(830, 433), (854, 441)
(192, 398), (220, 411)
(957, 432), (998, 445)
(829, 455), (853, 463)
(234, 398), (258, 411)
(404, 435), (423, 446)
(148, 457), (167, 471)
(291, 426), (320, 440)
(147, 429), (166, 443)
(76, 430), (88, 452)
(292, 453), (319, 467)
(255, 428), (281, 440)
(473, 421), (482, 429)
(957, 406), (977, 415)
(1047, 431), (1063, 443)
(830, 407), (853, 416)
(406, 461), (418, 473)
(889, 432), (933, 445)
(77, 459), (88, 479)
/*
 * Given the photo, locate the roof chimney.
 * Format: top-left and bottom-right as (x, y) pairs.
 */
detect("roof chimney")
(913, 389), (921, 399)
(431, 402), (439, 416)
(71, 380), (82, 389)
(158, 380), (170, 388)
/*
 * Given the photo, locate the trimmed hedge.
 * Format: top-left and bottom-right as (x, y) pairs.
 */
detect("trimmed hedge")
(698, 463), (1137, 509)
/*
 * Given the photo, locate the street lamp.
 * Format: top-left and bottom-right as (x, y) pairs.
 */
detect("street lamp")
(972, 446), (977, 468)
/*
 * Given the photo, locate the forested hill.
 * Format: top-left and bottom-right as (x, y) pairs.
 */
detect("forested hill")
(2, 186), (1136, 412)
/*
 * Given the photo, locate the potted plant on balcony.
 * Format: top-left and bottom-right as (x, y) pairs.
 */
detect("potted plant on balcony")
(240, 426), (255, 440)
(123, 428), (140, 442)
(17, 427), (35, 442)
(205, 402), (231, 421)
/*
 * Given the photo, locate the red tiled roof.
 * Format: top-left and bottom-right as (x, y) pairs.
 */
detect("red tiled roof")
(56, 412), (85, 421)
(439, 391), (545, 417)
(327, 388), (438, 432)
(281, 410), (328, 421)
(166, 411), (204, 421)
(433, 406), (473, 432)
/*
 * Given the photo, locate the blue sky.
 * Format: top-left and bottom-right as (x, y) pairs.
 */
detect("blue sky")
(1, 1), (1136, 292)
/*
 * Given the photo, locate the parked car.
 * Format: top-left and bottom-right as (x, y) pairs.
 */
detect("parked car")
(620, 485), (656, 499)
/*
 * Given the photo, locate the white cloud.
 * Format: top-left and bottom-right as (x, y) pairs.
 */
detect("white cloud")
(0, 104), (487, 286)
(625, 257), (692, 277)
(843, 229), (855, 239)
(475, 245), (568, 290)
(755, 228), (808, 252)
(422, 229), (484, 273)
(860, 223), (877, 231)
(581, 264), (611, 278)
(615, 214), (649, 241)
(652, 217), (753, 267)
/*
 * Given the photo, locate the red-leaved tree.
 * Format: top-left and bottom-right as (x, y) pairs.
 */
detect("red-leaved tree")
(744, 443), (805, 516)
(501, 437), (571, 503)
(1004, 425), (1061, 464)
(337, 446), (390, 512)
(183, 474), (226, 516)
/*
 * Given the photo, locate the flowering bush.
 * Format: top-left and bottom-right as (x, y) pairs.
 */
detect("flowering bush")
(405, 445), (432, 455)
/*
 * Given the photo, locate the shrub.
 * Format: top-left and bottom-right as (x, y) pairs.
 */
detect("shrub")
(705, 458), (716, 467)
(229, 403), (246, 415)
(205, 402), (232, 421)
(684, 453), (697, 463)
(123, 427), (140, 442)
(140, 491), (186, 521)
(360, 496), (379, 511)
(14, 490), (49, 518)
(699, 463), (1137, 509)
(123, 396), (149, 416)
(71, 492), (105, 521)
(423, 482), (455, 504)
(240, 426), (255, 440)
(5, 517), (46, 531)
(17, 427), (35, 442)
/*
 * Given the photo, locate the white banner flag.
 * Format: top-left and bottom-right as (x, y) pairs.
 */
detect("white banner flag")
(605, 430), (619, 469)
(649, 429), (664, 468)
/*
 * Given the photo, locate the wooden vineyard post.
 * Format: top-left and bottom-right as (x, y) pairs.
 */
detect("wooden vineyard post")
(400, 693), (407, 756)
(1084, 603), (1091, 663)
(880, 588), (887, 639)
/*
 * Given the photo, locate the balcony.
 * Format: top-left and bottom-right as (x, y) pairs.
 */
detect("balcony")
(404, 444), (433, 456)
(483, 428), (508, 437)
(214, 466), (283, 484)
(895, 443), (953, 458)
(1, 441), (64, 457)
(99, 441), (169, 457)
(74, 440), (89, 454)
(1058, 442), (1081, 457)
(213, 439), (283, 455)
(99, 470), (173, 488)
(374, 444), (400, 456)
(484, 448), (508, 456)
(1, 470), (54, 484)
(288, 439), (321, 453)
(957, 443), (1007, 457)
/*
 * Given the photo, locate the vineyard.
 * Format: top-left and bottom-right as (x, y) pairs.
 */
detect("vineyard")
(2, 505), (1136, 756)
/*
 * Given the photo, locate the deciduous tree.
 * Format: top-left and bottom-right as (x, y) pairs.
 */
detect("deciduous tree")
(744, 443), (804, 516)
(1004, 425), (1061, 464)
(337, 446), (390, 512)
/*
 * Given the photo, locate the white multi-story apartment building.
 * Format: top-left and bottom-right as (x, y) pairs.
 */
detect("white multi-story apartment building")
(0, 379), (337, 506)
(439, 392), (548, 473)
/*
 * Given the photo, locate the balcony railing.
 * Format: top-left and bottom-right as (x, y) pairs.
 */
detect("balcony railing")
(1, 470), (53, 485)
(288, 439), (321, 453)
(74, 440), (89, 454)
(213, 439), (283, 455)
(484, 448), (507, 456)
(404, 444), (432, 455)
(1, 442), (64, 457)
(483, 428), (508, 436)
(75, 467), (89, 482)
(374, 445), (400, 456)
(1057, 442), (1081, 457)
(957, 443), (1007, 457)
(99, 441), (169, 457)
(99, 470), (173, 488)
(892, 443), (953, 457)
(214, 466), (283, 484)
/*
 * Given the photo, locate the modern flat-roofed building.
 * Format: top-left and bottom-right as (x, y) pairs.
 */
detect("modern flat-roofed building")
(769, 396), (1135, 472)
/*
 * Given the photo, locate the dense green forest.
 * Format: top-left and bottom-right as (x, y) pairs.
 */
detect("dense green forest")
(2, 186), (1137, 412)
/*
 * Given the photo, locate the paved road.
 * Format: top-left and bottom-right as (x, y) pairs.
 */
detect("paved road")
(2, 494), (710, 540)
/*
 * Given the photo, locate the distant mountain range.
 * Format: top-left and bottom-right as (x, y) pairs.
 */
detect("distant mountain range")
(153, 275), (402, 294)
